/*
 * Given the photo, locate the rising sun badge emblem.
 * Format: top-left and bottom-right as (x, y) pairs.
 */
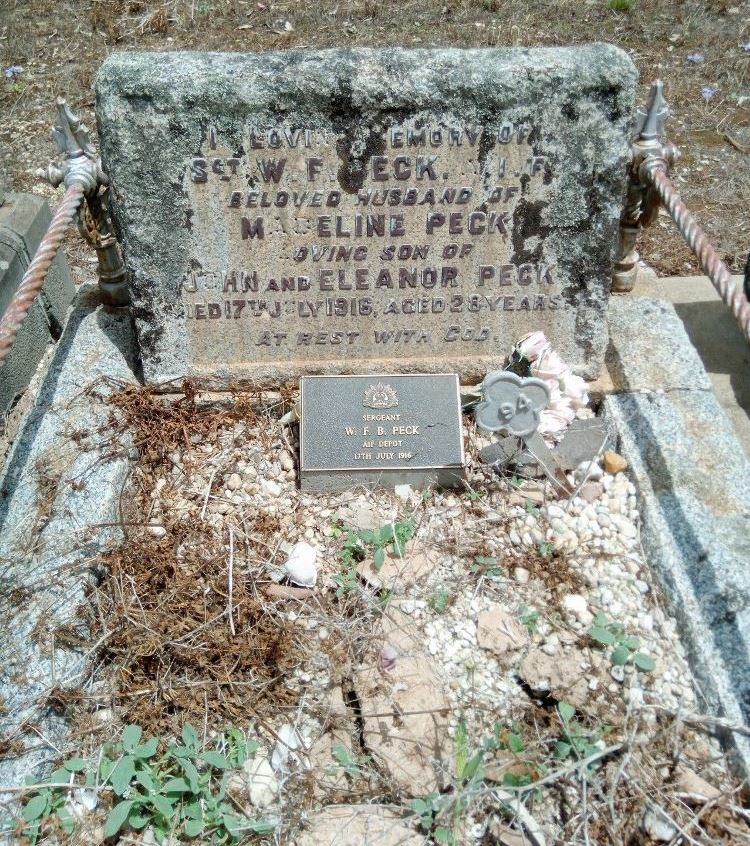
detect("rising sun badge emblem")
(362, 382), (399, 409)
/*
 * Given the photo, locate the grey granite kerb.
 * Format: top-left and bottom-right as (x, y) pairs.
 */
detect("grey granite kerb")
(0, 286), (139, 794)
(605, 296), (750, 777)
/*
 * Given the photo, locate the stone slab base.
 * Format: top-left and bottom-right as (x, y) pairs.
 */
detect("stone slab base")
(605, 295), (750, 778)
(0, 285), (138, 795)
(300, 467), (465, 493)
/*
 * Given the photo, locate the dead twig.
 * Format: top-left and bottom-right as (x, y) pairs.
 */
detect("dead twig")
(724, 133), (750, 154)
(646, 706), (750, 739)
(502, 743), (625, 792)
(227, 526), (236, 637)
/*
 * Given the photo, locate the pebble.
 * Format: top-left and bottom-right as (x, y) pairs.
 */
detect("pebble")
(279, 452), (295, 471)
(610, 665), (625, 683)
(603, 450), (628, 474)
(513, 567), (530, 584)
(562, 593), (593, 626)
(147, 522), (167, 538)
(243, 756), (279, 808)
(263, 479), (283, 497)
(641, 808), (678, 842)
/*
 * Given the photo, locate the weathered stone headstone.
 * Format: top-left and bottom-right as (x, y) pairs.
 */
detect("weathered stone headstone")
(299, 373), (463, 491)
(96, 47), (635, 388)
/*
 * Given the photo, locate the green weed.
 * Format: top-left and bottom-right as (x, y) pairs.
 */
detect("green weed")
(588, 612), (655, 671)
(20, 724), (272, 845)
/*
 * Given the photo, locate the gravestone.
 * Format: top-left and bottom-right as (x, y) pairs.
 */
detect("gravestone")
(96, 47), (635, 388)
(299, 373), (463, 491)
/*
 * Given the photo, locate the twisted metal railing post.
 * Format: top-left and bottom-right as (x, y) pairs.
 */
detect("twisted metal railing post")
(0, 98), (128, 369)
(613, 80), (750, 344)
(647, 167), (750, 340)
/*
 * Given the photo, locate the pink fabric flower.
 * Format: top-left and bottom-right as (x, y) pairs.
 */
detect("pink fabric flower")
(515, 331), (550, 362)
(559, 372), (589, 409)
(532, 348), (567, 383)
(509, 331), (589, 443)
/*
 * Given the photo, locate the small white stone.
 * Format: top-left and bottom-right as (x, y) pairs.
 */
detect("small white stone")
(227, 473), (242, 491)
(541, 635), (559, 656)
(627, 687), (644, 707)
(513, 567), (530, 584)
(148, 522), (167, 538)
(279, 452), (295, 471)
(562, 593), (591, 625)
(575, 460), (603, 481)
(610, 665), (625, 683)
(263, 479), (282, 497)
(270, 724), (302, 773)
(71, 788), (98, 812)
(243, 756), (279, 807)
(394, 484), (413, 502)
(642, 808), (678, 842)
(284, 542), (318, 586)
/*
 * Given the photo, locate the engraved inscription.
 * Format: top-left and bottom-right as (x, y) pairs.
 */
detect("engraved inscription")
(182, 117), (560, 368)
(300, 374), (463, 475)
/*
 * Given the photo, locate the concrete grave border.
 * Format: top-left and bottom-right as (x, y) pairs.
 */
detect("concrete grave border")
(0, 285), (137, 792)
(605, 295), (750, 776)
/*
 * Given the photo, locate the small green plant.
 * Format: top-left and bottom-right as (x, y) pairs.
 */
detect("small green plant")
(587, 612), (655, 671)
(470, 555), (503, 578)
(330, 743), (366, 778)
(538, 541), (555, 558)
(485, 721), (545, 787)
(19, 762), (80, 844)
(464, 488), (484, 502)
(409, 793), (450, 841)
(428, 590), (451, 614)
(410, 719), (486, 845)
(608, 0), (632, 10)
(333, 517), (416, 596)
(519, 606), (540, 634)
(221, 727), (259, 769)
(553, 703), (608, 773)
(20, 724), (273, 845)
(523, 499), (540, 516)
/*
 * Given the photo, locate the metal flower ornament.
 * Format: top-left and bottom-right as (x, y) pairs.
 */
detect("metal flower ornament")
(473, 369), (573, 494)
(474, 371), (551, 437)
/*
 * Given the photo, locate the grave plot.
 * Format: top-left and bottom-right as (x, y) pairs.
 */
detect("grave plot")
(3, 367), (747, 846)
(2, 45), (749, 846)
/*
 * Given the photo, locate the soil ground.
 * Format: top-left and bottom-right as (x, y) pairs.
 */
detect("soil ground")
(0, 0), (748, 279)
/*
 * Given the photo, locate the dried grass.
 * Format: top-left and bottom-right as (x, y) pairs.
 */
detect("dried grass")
(83, 382), (382, 743)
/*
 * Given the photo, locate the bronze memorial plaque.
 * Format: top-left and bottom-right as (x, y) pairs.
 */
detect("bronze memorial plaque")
(299, 373), (464, 491)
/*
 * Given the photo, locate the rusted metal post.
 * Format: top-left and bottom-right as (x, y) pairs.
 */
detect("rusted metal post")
(47, 98), (129, 307)
(612, 81), (677, 292)
(613, 81), (750, 344)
